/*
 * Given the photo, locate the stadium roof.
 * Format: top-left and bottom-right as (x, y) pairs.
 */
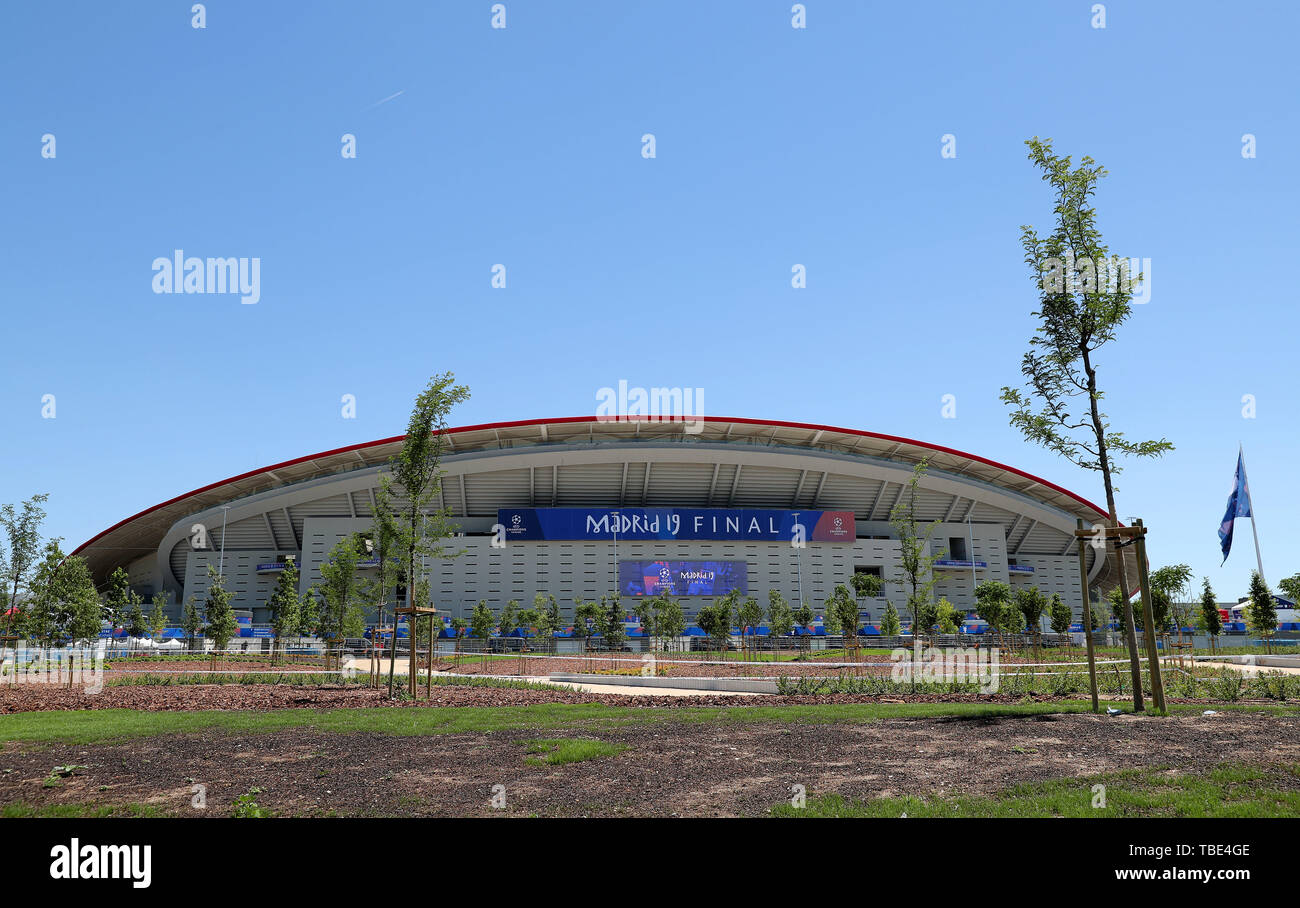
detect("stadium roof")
(73, 416), (1123, 585)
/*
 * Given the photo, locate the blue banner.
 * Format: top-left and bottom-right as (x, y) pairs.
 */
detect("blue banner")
(1219, 450), (1253, 564)
(499, 507), (855, 542)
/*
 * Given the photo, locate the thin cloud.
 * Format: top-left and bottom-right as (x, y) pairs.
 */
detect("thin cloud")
(369, 90), (404, 109)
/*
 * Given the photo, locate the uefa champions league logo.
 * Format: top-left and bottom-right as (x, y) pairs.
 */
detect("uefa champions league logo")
(833, 516), (843, 528)
(511, 514), (521, 527)
(659, 566), (673, 585)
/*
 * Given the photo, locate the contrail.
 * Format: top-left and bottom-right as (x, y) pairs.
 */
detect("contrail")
(370, 90), (404, 108)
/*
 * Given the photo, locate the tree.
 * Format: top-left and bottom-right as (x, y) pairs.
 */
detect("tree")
(203, 567), (239, 659)
(499, 600), (520, 643)
(766, 589), (794, 646)
(101, 566), (135, 629)
(314, 534), (366, 668)
(381, 372), (470, 696)
(849, 571), (883, 648)
(935, 598), (961, 634)
(181, 596), (203, 652)
(25, 540), (101, 653)
(1, 493), (49, 654)
(737, 595), (764, 658)
(1048, 594), (1073, 638)
(1197, 577), (1222, 654)
(824, 584), (860, 648)
(469, 600), (496, 641)
(534, 593), (558, 650)
(1278, 574), (1300, 605)
(599, 596), (626, 651)
(1015, 587), (1049, 653)
(653, 594), (685, 653)
(879, 602), (902, 637)
(266, 556), (303, 663)
(1245, 571), (1278, 653)
(695, 602), (731, 658)
(716, 589), (743, 662)
(358, 484), (401, 685)
(889, 461), (942, 642)
(1000, 138), (1174, 709)
(574, 598), (603, 657)
(126, 599), (147, 640)
(148, 592), (169, 643)
(974, 581), (1012, 645)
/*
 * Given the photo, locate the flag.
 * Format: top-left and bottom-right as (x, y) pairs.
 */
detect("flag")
(1218, 450), (1253, 564)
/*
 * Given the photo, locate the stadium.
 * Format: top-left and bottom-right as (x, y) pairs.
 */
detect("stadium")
(72, 416), (1133, 633)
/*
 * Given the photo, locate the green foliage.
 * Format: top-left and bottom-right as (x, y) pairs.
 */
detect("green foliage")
(652, 594), (685, 644)
(102, 566), (138, 628)
(879, 602), (901, 637)
(469, 600), (496, 639)
(974, 581), (1012, 635)
(934, 598), (961, 634)
(232, 788), (271, 819)
(695, 602), (732, 650)
(1015, 587), (1048, 635)
(1279, 574), (1300, 605)
(25, 540), (101, 647)
(1, 493), (49, 637)
(598, 596), (626, 649)
(999, 137), (1173, 482)
(1246, 571), (1278, 641)
(574, 598), (602, 643)
(266, 557), (303, 647)
(737, 595), (764, 634)
(792, 598), (813, 630)
(202, 567), (239, 652)
(498, 599), (520, 637)
(382, 373), (470, 614)
(824, 585), (859, 638)
(766, 590), (794, 638)
(1048, 594), (1073, 635)
(148, 592), (168, 639)
(888, 460), (941, 630)
(849, 571), (882, 600)
(1198, 578), (1222, 638)
(181, 596), (203, 649)
(313, 534), (367, 643)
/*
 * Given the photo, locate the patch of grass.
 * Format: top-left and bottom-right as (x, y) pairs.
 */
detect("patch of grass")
(0, 699), (1115, 746)
(772, 762), (1300, 818)
(522, 737), (626, 766)
(0, 801), (164, 818)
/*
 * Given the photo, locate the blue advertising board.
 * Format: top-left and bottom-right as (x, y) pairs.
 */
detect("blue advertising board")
(499, 507), (854, 543)
(619, 560), (747, 597)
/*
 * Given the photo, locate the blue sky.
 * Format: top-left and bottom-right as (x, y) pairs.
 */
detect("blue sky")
(1, 1), (1295, 600)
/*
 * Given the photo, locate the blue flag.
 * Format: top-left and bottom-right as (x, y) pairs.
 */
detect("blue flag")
(1218, 451), (1253, 564)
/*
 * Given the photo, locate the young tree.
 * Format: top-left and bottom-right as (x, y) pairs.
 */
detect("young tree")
(935, 598), (961, 634)
(469, 600), (496, 641)
(824, 584), (860, 647)
(266, 556), (303, 664)
(358, 484), (400, 685)
(715, 589), (743, 662)
(381, 372), (471, 695)
(653, 594), (686, 653)
(599, 596), (626, 652)
(314, 534), (366, 668)
(148, 592), (169, 643)
(1015, 587), (1049, 653)
(736, 595), (764, 658)
(1278, 574), (1300, 605)
(126, 599), (147, 641)
(534, 593), (558, 650)
(498, 599), (520, 639)
(26, 540), (101, 653)
(1196, 577), (1222, 655)
(889, 461), (942, 643)
(181, 596), (203, 652)
(101, 566), (136, 630)
(1000, 138), (1174, 709)
(573, 598), (603, 659)
(695, 602), (731, 659)
(1048, 593), (1073, 639)
(1246, 571), (1278, 653)
(974, 581), (1012, 646)
(0, 493), (49, 655)
(545, 595), (562, 652)
(203, 567), (239, 661)
(849, 571), (883, 649)
(766, 589), (794, 649)
(879, 601), (902, 637)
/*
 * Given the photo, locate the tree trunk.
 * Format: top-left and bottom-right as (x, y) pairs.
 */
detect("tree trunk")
(1084, 351), (1144, 712)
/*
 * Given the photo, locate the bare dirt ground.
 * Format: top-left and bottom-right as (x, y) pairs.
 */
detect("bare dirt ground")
(3, 709), (1298, 817)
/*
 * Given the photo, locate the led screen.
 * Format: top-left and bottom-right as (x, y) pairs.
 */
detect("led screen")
(618, 560), (747, 597)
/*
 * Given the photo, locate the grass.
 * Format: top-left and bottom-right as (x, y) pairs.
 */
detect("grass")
(771, 762), (1300, 818)
(0, 801), (165, 818)
(0, 699), (1118, 746)
(522, 737), (626, 766)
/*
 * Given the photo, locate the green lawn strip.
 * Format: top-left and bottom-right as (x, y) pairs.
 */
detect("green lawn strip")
(772, 762), (1300, 818)
(0, 801), (165, 818)
(0, 700), (1109, 746)
(522, 737), (627, 766)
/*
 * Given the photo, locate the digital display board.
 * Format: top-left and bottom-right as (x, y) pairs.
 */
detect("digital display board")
(618, 560), (747, 597)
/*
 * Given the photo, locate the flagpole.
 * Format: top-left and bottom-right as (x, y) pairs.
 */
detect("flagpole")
(1242, 444), (1266, 583)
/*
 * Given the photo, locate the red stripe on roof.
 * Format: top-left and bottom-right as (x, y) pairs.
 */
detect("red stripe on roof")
(72, 416), (1111, 556)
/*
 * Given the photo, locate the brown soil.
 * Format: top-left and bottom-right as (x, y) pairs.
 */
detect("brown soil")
(3, 710), (1296, 817)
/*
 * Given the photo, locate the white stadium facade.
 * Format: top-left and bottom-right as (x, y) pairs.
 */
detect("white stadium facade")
(73, 417), (1131, 630)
